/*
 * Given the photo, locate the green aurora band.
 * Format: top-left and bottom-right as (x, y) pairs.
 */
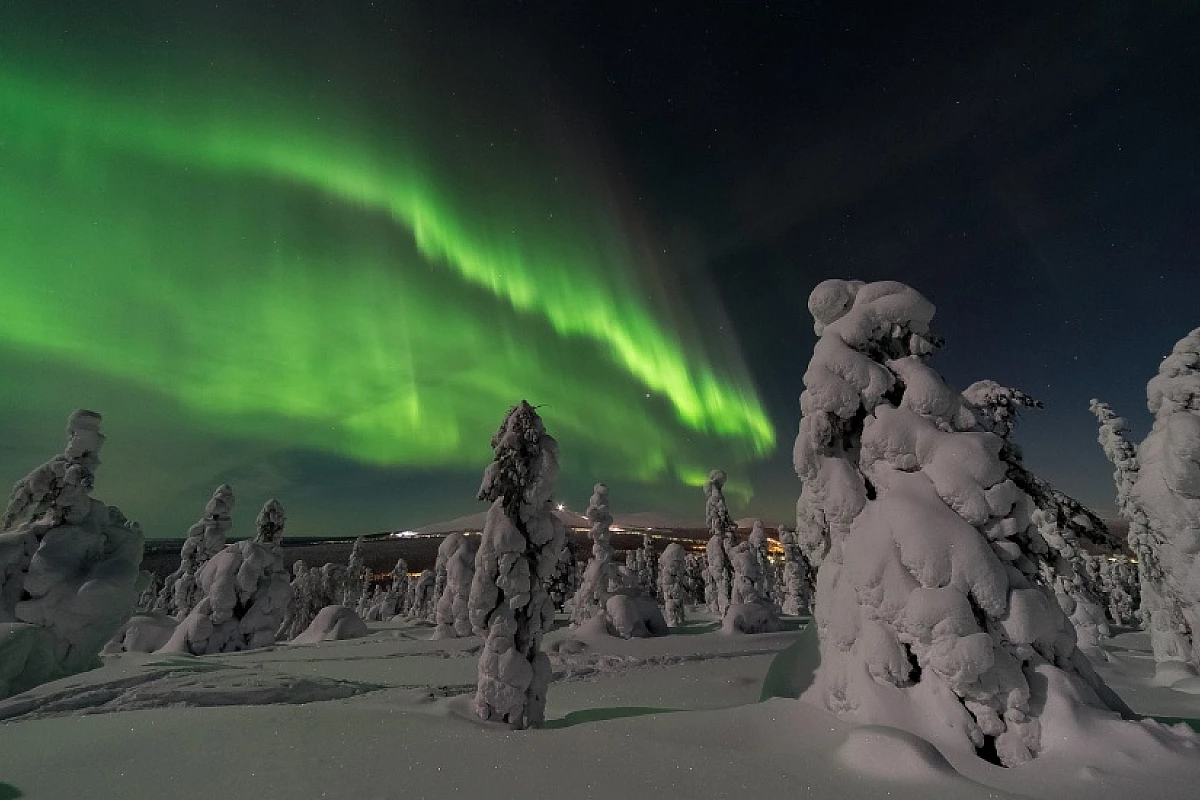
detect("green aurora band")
(0, 45), (773, 529)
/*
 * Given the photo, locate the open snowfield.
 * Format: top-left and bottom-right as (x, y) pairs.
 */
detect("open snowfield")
(1, 614), (1198, 800)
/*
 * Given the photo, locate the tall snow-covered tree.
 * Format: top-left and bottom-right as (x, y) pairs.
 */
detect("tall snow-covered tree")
(343, 536), (368, 608)
(0, 410), (144, 699)
(434, 534), (477, 638)
(778, 524), (813, 616)
(161, 499), (292, 655)
(635, 534), (658, 599)
(571, 483), (619, 626)
(278, 560), (315, 641)
(469, 401), (566, 729)
(410, 569), (436, 620)
(658, 542), (688, 627)
(794, 279), (1136, 767)
(548, 536), (580, 613)
(1092, 328), (1200, 678)
(747, 519), (775, 606)
(703, 469), (736, 616)
(156, 484), (234, 617)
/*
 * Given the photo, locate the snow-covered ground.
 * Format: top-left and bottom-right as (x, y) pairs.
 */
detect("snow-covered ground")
(0, 614), (1197, 799)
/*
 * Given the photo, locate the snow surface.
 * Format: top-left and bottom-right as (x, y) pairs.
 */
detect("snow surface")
(2, 612), (1199, 799)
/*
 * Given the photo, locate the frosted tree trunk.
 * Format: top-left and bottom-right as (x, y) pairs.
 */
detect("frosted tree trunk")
(469, 401), (566, 729)
(795, 279), (1133, 767)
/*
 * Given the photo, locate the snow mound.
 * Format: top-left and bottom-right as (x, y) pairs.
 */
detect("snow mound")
(290, 605), (369, 645)
(104, 612), (179, 654)
(605, 593), (668, 639)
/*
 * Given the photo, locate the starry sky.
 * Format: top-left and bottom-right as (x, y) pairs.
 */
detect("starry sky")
(2, 2), (1197, 538)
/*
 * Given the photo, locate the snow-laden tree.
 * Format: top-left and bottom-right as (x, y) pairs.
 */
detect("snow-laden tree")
(433, 534), (477, 638)
(683, 552), (707, 606)
(0, 410), (144, 699)
(747, 520), (775, 606)
(410, 569), (436, 620)
(343, 536), (368, 608)
(794, 279), (1136, 767)
(278, 560), (315, 641)
(571, 483), (621, 626)
(964, 381), (1116, 654)
(371, 558), (410, 620)
(1100, 557), (1138, 626)
(658, 542), (688, 627)
(724, 541), (782, 634)
(160, 499), (292, 655)
(704, 469), (736, 616)
(468, 401), (566, 728)
(1092, 328), (1200, 678)
(548, 536), (580, 613)
(778, 524), (813, 616)
(635, 534), (658, 599)
(155, 484), (234, 618)
(136, 572), (163, 613)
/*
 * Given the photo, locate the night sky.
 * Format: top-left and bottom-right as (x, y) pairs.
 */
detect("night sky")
(2, 2), (1197, 538)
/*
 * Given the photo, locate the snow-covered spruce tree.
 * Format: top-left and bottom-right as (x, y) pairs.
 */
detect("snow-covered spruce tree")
(160, 499), (292, 654)
(343, 536), (368, 608)
(410, 569), (436, 620)
(724, 541), (782, 634)
(468, 401), (566, 729)
(548, 536), (580, 613)
(635, 534), (658, 599)
(433, 534), (477, 638)
(778, 524), (813, 616)
(964, 382), (1114, 653)
(748, 519), (776, 606)
(1092, 328), (1200, 677)
(571, 483), (620, 626)
(0, 410), (144, 698)
(155, 484), (235, 618)
(374, 558), (410, 619)
(794, 279), (1135, 767)
(277, 560), (314, 641)
(683, 552), (706, 606)
(136, 572), (163, 613)
(658, 542), (688, 627)
(704, 469), (736, 616)
(1101, 557), (1138, 626)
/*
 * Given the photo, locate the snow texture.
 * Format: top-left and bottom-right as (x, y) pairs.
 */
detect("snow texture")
(0, 410), (144, 699)
(1093, 328), (1200, 678)
(469, 401), (566, 728)
(794, 279), (1143, 767)
(160, 499), (292, 655)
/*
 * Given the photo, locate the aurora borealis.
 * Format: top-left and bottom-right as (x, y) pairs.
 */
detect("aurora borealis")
(3, 2), (1199, 538)
(0, 3), (775, 536)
